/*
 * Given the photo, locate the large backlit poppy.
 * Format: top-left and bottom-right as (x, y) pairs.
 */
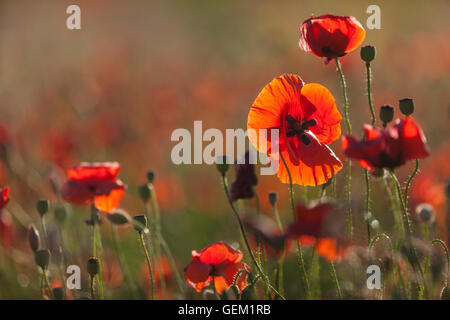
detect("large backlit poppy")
(299, 14), (366, 61)
(184, 241), (250, 294)
(247, 74), (343, 186)
(0, 186), (9, 210)
(229, 151), (258, 202)
(342, 117), (430, 171)
(61, 162), (125, 213)
(286, 201), (349, 262)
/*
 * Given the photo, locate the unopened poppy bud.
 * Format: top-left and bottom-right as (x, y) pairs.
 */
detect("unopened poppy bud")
(146, 171), (155, 184)
(133, 215), (147, 232)
(415, 203), (435, 224)
(138, 184), (151, 202)
(28, 224), (40, 253)
(360, 45), (376, 63)
(268, 192), (278, 206)
(36, 200), (50, 216)
(215, 156), (229, 175)
(35, 249), (50, 270)
(54, 206), (67, 224)
(53, 287), (65, 300)
(441, 286), (450, 300)
(399, 98), (414, 116)
(107, 209), (131, 225)
(380, 105), (394, 126)
(87, 257), (99, 277)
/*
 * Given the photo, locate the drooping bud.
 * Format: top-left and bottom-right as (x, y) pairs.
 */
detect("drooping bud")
(415, 203), (435, 224)
(36, 200), (50, 216)
(87, 257), (99, 277)
(107, 209), (131, 225)
(133, 215), (147, 232)
(35, 249), (50, 270)
(138, 184), (151, 202)
(215, 156), (229, 175)
(28, 224), (40, 253)
(268, 192), (278, 206)
(399, 98), (414, 116)
(379, 105), (394, 126)
(360, 45), (376, 63)
(146, 171), (155, 184)
(54, 205), (67, 224)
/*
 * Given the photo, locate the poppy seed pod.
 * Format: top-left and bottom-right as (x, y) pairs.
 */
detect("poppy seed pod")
(36, 200), (49, 216)
(268, 192), (278, 206)
(34, 249), (50, 270)
(415, 203), (435, 224)
(146, 171), (155, 184)
(133, 215), (147, 232)
(87, 257), (99, 277)
(379, 105), (394, 126)
(399, 98), (414, 116)
(360, 45), (376, 63)
(54, 206), (67, 224)
(215, 156), (229, 175)
(28, 224), (40, 252)
(138, 184), (151, 202)
(107, 209), (131, 225)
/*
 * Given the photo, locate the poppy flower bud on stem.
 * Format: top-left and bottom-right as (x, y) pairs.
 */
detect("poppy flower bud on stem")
(36, 200), (49, 216)
(216, 155), (229, 176)
(146, 171), (155, 184)
(133, 215), (148, 233)
(360, 45), (376, 63)
(34, 249), (50, 270)
(268, 192), (278, 206)
(87, 257), (99, 277)
(380, 105), (394, 127)
(399, 98), (414, 116)
(28, 224), (40, 253)
(107, 209), (131, 225)
(138, 184), (151, 203)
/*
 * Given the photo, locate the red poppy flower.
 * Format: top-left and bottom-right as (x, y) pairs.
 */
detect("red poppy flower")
(342, 117), (430, 171)
(61, 162), (125, 213)
(248, 74), (343, 186)
(299, 14), (366, 61)
(0, 186), (9, 210)
(286, 202), (349, 262)
(184, 241), (250, 294)
(229, 151), (258, 202)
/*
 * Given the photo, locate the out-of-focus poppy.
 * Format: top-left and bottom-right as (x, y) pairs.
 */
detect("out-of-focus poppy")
(299, 14), (366, 62)
(229, 151), (258, 202)
(342, 117), (430, 171)
(184, 241), (250, 294)
(0, 186), (9, 210)
(243, 214), (285, 256)
(286, 201), (349, 262)
(247, 74), (343, 186)
(61, 162), (125, 213)
(0, 210), (13, 251)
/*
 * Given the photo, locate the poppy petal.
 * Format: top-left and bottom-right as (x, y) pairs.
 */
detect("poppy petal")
(68, 162), (121, 181)
(397, 117), (430, 161)
(192, 241), (243, 266)
(94, 187), (125, 213)
(184, 258), (213, 292)
(316, 238), (350, 262)
(216, 261), (250, 294)
(61, 180), (93, 205)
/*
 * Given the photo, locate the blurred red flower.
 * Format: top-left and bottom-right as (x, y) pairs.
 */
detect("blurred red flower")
(184, 241), (250, 294)
(247, 74), (343, 186)
(229, 151), (258, 202)
(299, 14), (365, 62)
(61, 162), (125, 213)
(342, 117), (430, 171)
(0, 186), (9, 210)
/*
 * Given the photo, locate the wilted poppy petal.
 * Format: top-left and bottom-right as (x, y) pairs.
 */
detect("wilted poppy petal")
(277, 131), (343, 186)
(68, 162), (121, 181)
(184, 258), (212, 292)
(193, 242), (243, 265)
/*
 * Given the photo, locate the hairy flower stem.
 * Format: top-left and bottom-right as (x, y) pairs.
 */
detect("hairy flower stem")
(272, 202), (285, 296)
(404, 159), (419, 207)
(139, 231), (155, 300)
(335, 57), (353, 238)
(364, 170), (372, 244)
(42, 267), (53, 300)
(329, 261), (342, 299)
(382, 175), (403, 234)
(221, 174), (285, 300)
(365, 62), (376, 125)
(279, 152), (311, 299)
(90, 205), (104, 299)
(431, 239), (450, 285)
(90, 275), (95, 300)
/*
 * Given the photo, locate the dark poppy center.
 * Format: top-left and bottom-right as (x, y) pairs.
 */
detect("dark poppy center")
(285, 114), (317, 145)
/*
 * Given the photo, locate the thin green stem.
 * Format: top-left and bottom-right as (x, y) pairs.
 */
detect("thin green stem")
(404, 159), (419, 208)
(42, 268), (53, 300)
(335, 57), (352, 134)
(329, 261), (342, 299)
(40, 216), (49, 249)
(364, 170), (372, 244)
(390, 172), (412, 236)
(432, 239), (450, 285)
(160, 237), (184, 294)
(382, 175), (403, 234)
(365, 62), (376, 125)
(139, 232), (155, 300)
(90, 275), (95, 300)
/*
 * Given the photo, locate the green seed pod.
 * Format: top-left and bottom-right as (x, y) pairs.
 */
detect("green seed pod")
(146, 171), (155, 184)
(54, 206), (67, 224)
(35, 249), (50, 270)
(215, 156), (229, 175)
(138, 184), (151, 202)
(107, 209), (131, 225)
(399, 98), (414, 116)
(28, 224), (40, 253)
(36, 200), (50, 216)
(360, 45), (376, 63)
(268, 192), (278, 206)
(87, 257), (99, 277)
(133, 215), (147, 232)
(379, 105), (394, 125)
